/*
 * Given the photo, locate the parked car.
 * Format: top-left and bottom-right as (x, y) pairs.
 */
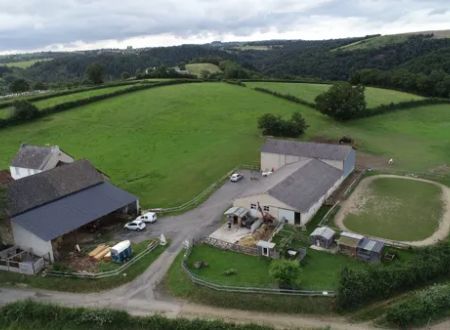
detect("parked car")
(124, 219), (146, 231)
(136, 212), (157, 223)
(230, 173), (244, 182)
(262, 170), (273, 177)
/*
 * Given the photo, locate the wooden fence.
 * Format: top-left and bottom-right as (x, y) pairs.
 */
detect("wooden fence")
(182, 244), (334, 297)
(47, 240), (159, 279)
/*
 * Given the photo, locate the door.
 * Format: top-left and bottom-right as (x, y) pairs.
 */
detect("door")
(295, 212), (301, 226)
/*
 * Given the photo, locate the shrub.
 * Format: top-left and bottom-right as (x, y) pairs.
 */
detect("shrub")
(336, 242), (450, 311)
(11, 100), (39, 121)
(269, 259), (301, 289)
(257, 112), (308, 138)
(385, 284), (450, 328)
(223, 268), (237, 276)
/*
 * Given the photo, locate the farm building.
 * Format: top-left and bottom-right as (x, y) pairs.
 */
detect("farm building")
(261, 138), (355, 179)
(6, 160), (138, 262)
(256, 240), (278, 258)
(337, 232), (364, 257)
(357, 238), (385, 262)
(9, 144), (74, 180)
(310, 226), (336, 248)
(234, 144), (353, 226)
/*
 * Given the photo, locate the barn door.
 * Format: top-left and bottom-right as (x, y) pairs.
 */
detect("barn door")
(295, 212), (301, 225)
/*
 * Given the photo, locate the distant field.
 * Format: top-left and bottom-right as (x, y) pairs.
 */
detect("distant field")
(342, 177), (444, 241)
(245, 82), (424, 108)
(185, 63), (221, 77)
(0, 58), (52, 69)
(335, 35), (410, 52)
(0, 82), (448, 208)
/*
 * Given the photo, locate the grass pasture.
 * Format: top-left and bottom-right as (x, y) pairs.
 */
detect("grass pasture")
(0, 58), (52, 69)
(186, 244), (365, 290)
(185, 63), (222, 77)
(0, 82), (449, 208)
(341, 177), (444, 241)
(245, 82), (424, 108)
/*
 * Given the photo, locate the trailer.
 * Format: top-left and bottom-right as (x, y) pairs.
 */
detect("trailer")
(111, 240), (132, 263)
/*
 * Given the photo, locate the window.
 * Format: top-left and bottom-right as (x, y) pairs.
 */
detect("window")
(263, 206), (270, 212)
(250, 204), (256, 209)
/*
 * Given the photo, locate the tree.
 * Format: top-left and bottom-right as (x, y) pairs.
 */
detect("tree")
(269, 259), (301, 289)
(257, 112), (308, 138)
(11, 100), (39, 121)
(315, 82), (366, 120)
(9, 79), (30, 93)
(86, 63), (104, 84)
(33, 81), (48, 90)
(121, 72), (131, 80)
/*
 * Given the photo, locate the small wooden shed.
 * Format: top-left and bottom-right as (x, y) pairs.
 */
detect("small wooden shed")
(224, 207), (250, 227)
(357, 238), (384, 262)
(257, 240), (278, 258)
(309, 226), (336, 248)
(337, 232), (364, 257)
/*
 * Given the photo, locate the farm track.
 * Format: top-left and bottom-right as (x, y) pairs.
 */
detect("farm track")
(335, 174), (450, 247)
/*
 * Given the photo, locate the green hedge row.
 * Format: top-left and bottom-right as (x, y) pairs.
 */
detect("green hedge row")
(0, 300), (272, 330)
(336, 242), (450, 311)
(0, 79), (151, 110)
(0, 80), (200, 129)
(252, 87), (316, 108)
(384, 284), (450, 328)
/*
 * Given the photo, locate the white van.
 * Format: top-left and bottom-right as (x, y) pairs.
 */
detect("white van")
(135, 212), (157, 223)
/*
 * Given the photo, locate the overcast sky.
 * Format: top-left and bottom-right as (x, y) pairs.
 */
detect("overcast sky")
(0, 0), (449, 54)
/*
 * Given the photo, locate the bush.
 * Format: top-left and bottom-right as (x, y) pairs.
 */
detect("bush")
(269, 259), (301, 289)
(11, 100), (39, 121)
(385, 284), (450, 328)
(223, 268), (237, 276)
(257, 112), (308, 138)
(336, 242), (450, 311)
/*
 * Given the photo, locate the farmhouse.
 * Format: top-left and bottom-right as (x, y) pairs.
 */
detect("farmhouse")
(10, 144), (74, 180)
(233, 139), (355, 226)
(6, 160), (138, 262)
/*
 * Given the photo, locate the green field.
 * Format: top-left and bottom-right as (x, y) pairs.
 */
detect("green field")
(0, 82), (449, 208)
(185, 63), (222, 77)
(187, 244), (365, 290)
(245, 82), (424, 108)
(342, 177), (444, 241)
(0, 58), (52, 69)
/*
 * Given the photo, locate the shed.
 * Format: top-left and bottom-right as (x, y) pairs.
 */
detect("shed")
(337, 232), (364, 257)
(357, 238), (384, 262)
(224, 207), (251, 227)
(310, 226), (336, 248)
(256, 240), (278, 258)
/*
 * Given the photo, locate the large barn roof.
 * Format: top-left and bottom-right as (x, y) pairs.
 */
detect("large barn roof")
(261, 138), (353, 161)
(7, 160), (104, 216)
(268, 159), (342, 212)
(12, 182), (137, 241)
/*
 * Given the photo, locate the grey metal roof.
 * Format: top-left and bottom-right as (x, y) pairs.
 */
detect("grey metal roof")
(12, 182), (137, 241)
(310, 226), (336, 240)
(224, 207), (249, 218)
(268, 159), (343, 212)
(11, 144), (56, 169)
(261, 138), (353, 161)
(358, 238), (384, 253)
(7, 160), (104, 216)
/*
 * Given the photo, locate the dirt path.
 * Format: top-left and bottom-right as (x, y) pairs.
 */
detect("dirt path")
(334, 174), (450, 247)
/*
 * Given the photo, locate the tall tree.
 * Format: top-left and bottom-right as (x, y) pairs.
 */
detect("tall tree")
(86, 63), (104, 84)
(9, 79), (30, 93)
(315, 82), (366, 120)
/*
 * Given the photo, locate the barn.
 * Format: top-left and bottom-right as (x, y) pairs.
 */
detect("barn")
(7, 160), (138, 262)
(260, 138), (355, 179)
(234, 158), (344, 226)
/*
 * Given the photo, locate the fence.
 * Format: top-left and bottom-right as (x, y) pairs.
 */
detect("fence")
(201, 237), (259, 256)
(47, 240), (159, 279)
(0, 246), (46, 275)
(182, 243), (334, 297)
(147, 163), (260, 214)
